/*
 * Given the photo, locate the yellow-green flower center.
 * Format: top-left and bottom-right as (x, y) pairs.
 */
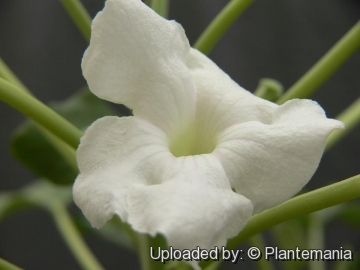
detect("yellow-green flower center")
(169, 124), (218, 157)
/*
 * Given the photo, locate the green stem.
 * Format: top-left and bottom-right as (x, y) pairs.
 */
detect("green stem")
(50, 202), (104, 270)
(248, 235), (275, 270)
(227, 174), (360, 249)
(36, 125), (78, 170)
(194, 0), (254, 54)
(308, 214), (325, 270)
(254, 78), (283, 102)
(135, 233), (169, 270)
(0, 257), (23, 270)
(60, 0), (92, 43)
(0, 59), (28, 91)
(0, 59), (78, 170)
(151, 0), (169, 18)
(326, 98), (360, 150)
(277, 21), (360, 104)
(0, 78), (83, 149)
(136, 234), (152, 270)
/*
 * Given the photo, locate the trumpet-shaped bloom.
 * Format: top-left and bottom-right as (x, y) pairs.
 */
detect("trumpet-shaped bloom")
(73, 0), (343, 259)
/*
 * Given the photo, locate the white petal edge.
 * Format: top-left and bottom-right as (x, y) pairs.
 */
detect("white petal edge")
(82, 0), (196, 134)
(214, 99), (344, 213)
(73, 116), (173, 227)
(127, 154), (253, 251)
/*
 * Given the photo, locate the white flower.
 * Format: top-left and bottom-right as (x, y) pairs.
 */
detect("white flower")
(73, 0), (343, 258)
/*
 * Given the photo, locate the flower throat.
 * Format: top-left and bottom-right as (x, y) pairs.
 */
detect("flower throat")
(169, 125), (217, 157)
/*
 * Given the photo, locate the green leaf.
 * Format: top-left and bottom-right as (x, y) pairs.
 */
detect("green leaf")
(10, 89), (117, 185)
(142, 233), (168, 270)
(98, 218), (136, 251)
(11, 123), (77, 185)
(74, 215), (136, 251)
(50, 88), (118, 131)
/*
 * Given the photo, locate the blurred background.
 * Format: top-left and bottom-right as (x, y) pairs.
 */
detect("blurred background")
(0, 0), (359, 269)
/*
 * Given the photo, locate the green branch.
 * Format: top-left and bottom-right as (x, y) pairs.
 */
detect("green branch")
(0, 59), (28, 91)
(227, 174), (360, 249)
(151, 0), (169, 18)
(248, 234), (275, 270)
(277, 21), (360, 104)
(254, 78), (284, 102)
(308, 214), (325, 270)
(50, 203), (104, 270)
(0, 59), (78, 170)
(0, 257), (23, 270)
(35, 125), (78, 170)
(326, 98), (360, 150)
(194, 0), (254, 54)
(60, 0), (92, 43)
(0, 78), (82, 149)
(136, 234), (153, 270)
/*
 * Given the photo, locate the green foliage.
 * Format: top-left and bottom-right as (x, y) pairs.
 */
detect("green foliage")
(146, 233), (168, 270)
(0, 180), (136, 252)
(11, 123), (77, 185)
(254, 78), (284, 102)
(75, 215), (136, 251)
(338, 201), (360, 227)
(271, 218), (307, 270)
(0, 192), (30, 222)
(0, 180), (72, 221)
(50, 88), (117, 131)
(10, 89), (117, 185)
(21, 180), (72, 209)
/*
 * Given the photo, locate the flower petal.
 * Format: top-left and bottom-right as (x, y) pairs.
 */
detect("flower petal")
(74, 118), (254, 251)
(214, 99), (344, 213)
(82, 0), (196, 133)
(127, 154), (253, 250)
(73, 116), (172, 228)
(187, 49), (277, 136)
